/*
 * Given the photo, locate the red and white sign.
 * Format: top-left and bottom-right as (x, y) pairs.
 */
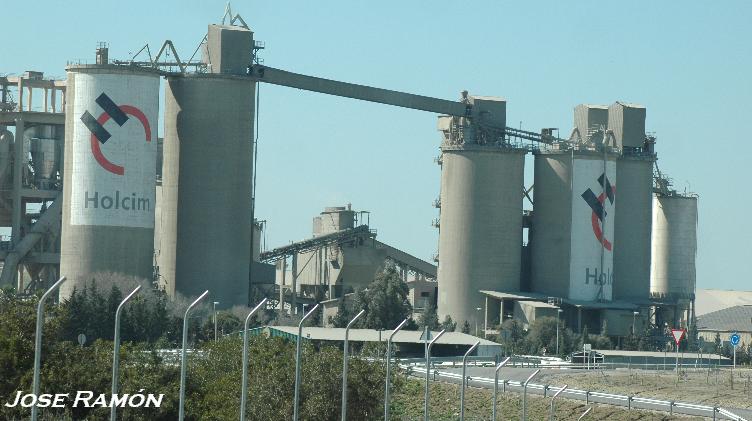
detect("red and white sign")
(70, 72), (159, 228)
(671, 328), (686, 345)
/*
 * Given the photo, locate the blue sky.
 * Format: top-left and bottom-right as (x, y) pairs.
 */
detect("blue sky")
(3, 1), (750, 291)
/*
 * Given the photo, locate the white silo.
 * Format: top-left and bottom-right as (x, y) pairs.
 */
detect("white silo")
(59, 65), (160, 299)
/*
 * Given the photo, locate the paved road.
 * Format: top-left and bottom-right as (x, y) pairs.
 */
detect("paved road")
(408, 366), (749, 420)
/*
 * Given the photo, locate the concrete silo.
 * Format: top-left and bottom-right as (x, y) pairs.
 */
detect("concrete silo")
(159, 74), (254, 307)
(158, 23), (255, 307)
(611, 103), (655, 302)
(530, 148), (618, 302)
(650, 193), (698, 324)
(436, 95), (526, 326)
(59, 65), (160, 299)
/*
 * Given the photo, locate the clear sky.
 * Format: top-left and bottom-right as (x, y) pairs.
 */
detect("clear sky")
(3, 1), (750, 291)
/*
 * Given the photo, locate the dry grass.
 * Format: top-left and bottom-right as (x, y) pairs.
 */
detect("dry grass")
(391, 378), (702, 420)
(536, 368), (752, 411)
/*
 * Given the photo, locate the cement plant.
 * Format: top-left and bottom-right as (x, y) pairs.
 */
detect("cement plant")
(0, 15), (699, 340)
(2, 4), (750, 421)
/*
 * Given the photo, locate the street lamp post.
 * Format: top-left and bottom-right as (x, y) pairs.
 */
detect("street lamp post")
(556, 308), (563, 356)
(31, 276), (66, 421)
(475, 307), (482, 336)
(460, 341), (480, 421)
(521, 369), (541, 421)
(384, 318), (409, 421)
(492, 357), (511, 421)
(110, 285), (141, 421)
(293, 304), (320, 421)
(424, 329), (446, 421)
(213, 301), (220, 342)
(341, 309), (365, 421)
(549, 384), (568, 421)
(239, 298), (268, 421)
(179, 290), (209, 421)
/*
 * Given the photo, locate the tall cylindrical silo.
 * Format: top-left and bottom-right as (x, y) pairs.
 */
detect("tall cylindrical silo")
(650, 194), (697, 301)
(530, 149), (617, 302)
(59, 65), (160, 299)
(612, 156), (655, 301)
(436, 144), (526, 326)
(159, 74), (254, 307)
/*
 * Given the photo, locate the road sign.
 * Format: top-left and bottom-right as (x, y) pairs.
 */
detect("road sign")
(730, 332), (741, 347)
(583, 343), (592, 352)
(671, 329), (685, 345)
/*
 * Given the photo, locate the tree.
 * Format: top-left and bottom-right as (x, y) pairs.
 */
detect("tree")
(417, 302), (439, 331)
(440, 315), (456, 332)
(499, 319), (525, 355)
(352, 265), (413, 330)
(328, 296), (352, 328)
(461, 321), (471, 334)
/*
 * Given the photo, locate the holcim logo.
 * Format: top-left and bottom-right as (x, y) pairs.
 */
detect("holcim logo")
(580, 173), (615, 251)
(80, 93), (151, 176)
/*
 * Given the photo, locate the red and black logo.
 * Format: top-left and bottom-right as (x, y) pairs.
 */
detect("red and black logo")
(80, 93), (151, 176)
(581, 173), (615, 251)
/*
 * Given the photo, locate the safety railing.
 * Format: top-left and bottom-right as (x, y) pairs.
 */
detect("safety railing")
(407, 365), (748, 421)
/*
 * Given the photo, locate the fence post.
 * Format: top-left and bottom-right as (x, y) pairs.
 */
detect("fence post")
(110, 285), (141, 421)
(585, 390), (589, 404)
(424, 329), (446, 421)
(492, 357), (510, 421)
(521, 369), (540, 421)
(384, 318), (409, 421)
(341, 309), (365, 421)
(293, 304), (320, 421)
(31, 276), (66, 421)
(179, 290), (210, 421)
(239, 298), (268, 421)
(460, 341), (480, 421)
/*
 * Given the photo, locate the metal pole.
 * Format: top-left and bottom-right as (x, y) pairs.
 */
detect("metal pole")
(556, 309), (562, 356)
(549, 384), (568, 421)
(385, 318), (408, 421)
(31, 276), (66, 421)
(179, 290), (209, 421)
(424, 329), (446, 421)
(460, 341), (480, 421)
(341, 309), (365, 421)
(240, 298), (268, 421)
(522, 369), (541, 421)
(213, 301), (219, 342)
(492, 357), (511, 421)
(578, 406), (592, 420)
(293, 304), (319, 421)
(110, 285), (141, 421)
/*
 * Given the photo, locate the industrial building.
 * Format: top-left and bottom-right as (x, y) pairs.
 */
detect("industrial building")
(0, 7), (699, 341)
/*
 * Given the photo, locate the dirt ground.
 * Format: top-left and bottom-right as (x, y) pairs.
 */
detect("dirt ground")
(536, 367), (752, 411)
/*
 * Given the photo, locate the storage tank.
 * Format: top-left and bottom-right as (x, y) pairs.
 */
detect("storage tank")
(59, 65), (160, 299)
(436, 131), (526, 326)
(159, 73), (254, 307)
(650, 194), (697, 301)
(612, 156), (655, 302)
(530, 148), (618, 302)
(29, 125), (61, 188)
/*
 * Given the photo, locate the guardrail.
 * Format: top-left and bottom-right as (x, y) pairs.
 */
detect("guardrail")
(406, 365), (748, 421)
